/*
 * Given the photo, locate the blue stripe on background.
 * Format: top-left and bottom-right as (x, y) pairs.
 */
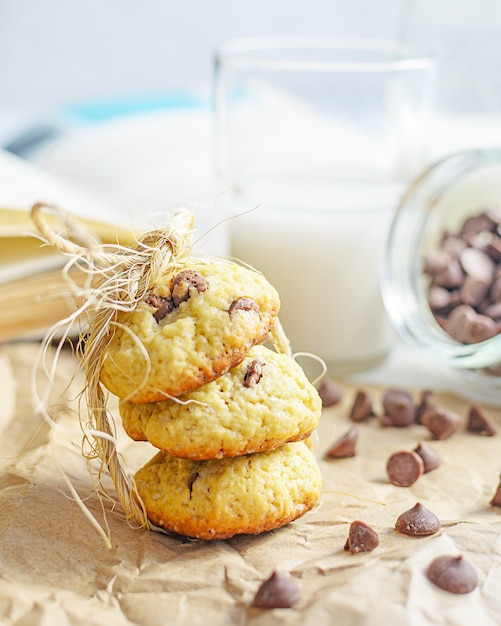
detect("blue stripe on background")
(63, 93), (209, 122)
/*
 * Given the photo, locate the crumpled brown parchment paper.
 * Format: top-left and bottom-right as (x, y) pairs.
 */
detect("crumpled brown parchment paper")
(0, 342), (500, 626)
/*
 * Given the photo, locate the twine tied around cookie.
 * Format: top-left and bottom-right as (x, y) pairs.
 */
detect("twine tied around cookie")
(31, 202), (199, 544)
(30, 202), (296, 546)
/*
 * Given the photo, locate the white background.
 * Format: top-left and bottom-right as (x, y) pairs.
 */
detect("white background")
(0, 0), (403, 106)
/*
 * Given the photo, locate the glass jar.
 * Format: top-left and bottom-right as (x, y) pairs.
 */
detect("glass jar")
(382, 147), (501, 401)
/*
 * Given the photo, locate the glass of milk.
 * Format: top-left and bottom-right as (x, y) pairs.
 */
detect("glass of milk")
(213, 36), (435, 375)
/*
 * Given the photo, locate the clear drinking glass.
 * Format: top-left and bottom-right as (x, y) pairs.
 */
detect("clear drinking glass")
(214, 36), (435, 374)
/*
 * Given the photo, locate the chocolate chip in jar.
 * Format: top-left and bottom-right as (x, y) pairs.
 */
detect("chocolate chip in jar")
(432, 259), (465, 290)
(395, 502), (441, 536)
(325, 425), (358, 459)
(444, 304), (499, 344)
(386, 450), (424, 487)
(343, 520), (379, 554)
(381, 388), (416, 427)
(251, 571), (301, 609)
(426, 555), (478, 594)
(424, 209), (501, 344)
(459, 247), (496, 283)
(460, 211), (497, 239)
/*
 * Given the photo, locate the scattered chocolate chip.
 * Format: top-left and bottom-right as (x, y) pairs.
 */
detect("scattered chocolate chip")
(466, 404), (497, 436)
(244, 359), (265, 388)
(349, 390), (375, 422)
(251, 571), (301, 609)
(415, 390), (435, 425)
(421, 408), (462, 440)
(171, 270), (208, 306)
(413, 441), (441, 473)
(426, 555), (478, 594)
(316, 378), (343, 407)
(395, 502), (441, 536)
(228, 297), (260, 316)
(386, 450), (424, 487)
(145, 292), (174, 321)
(325, 425), (358, 459)
(381, 389), (416, 427)
(489, 475), (501, 506)
(343, 520), (379, 554)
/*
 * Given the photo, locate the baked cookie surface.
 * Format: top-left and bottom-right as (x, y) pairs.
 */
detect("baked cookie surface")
(98, 259), (280, 403)
(119, 345), (322, 459)
(135, 442), (322, 540)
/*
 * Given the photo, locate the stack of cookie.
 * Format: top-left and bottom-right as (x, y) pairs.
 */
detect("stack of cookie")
(99, 258), (322, 540)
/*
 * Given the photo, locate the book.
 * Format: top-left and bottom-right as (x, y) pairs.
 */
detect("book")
(0, 149), (135, 342)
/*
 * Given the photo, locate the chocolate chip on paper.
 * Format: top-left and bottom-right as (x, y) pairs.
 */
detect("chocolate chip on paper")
(395, 502), (441, 536)
(349, 389), (375, 422)
(251, 571), (301, 609)
(316, 378), (343, 408)
(325, 425), (358, 459)
(413, 441), (441, 473)
(414, 389), (435, 425)
(426, 555), (478, 594)
(466, 404), (498, 436)
(343, 520), (379, 554)
(489, 474), (501, 507)
(421, 407), (462, 440)
(386, 450), (424, 487)
(381, 388), (416, 427)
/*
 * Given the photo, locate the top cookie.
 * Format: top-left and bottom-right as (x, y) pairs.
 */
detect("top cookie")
(98, 259), (280, 403)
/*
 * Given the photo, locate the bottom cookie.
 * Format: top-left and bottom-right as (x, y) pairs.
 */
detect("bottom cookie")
(135, 442), (322, 540)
